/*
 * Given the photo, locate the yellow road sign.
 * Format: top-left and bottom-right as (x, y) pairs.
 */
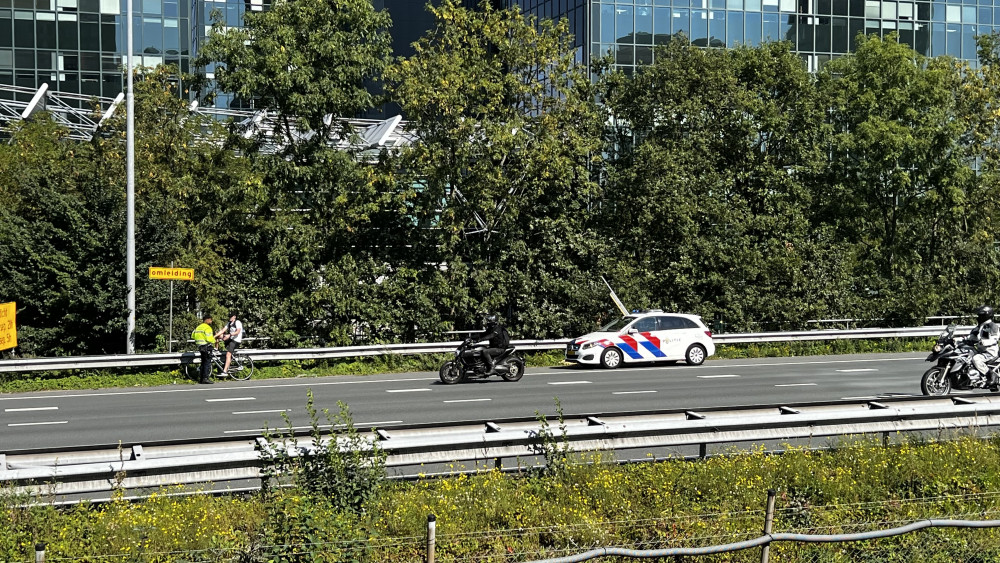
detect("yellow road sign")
(149, 267), (195, 281)
(0, 301), (16, 350)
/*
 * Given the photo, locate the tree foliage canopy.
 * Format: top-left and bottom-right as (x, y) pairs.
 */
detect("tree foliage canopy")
(5, 3), (1000, 355)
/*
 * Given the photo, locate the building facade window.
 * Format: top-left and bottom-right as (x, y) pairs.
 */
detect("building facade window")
(0, 0), (188, 103)
(508, 0), (994, 76)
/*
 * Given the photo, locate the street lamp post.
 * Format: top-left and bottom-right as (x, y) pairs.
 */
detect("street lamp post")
(126, 0), (136, 353)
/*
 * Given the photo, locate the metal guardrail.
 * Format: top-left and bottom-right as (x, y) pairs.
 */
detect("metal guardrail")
(2, 395), (998, 499)
(0, 326), (963, 374)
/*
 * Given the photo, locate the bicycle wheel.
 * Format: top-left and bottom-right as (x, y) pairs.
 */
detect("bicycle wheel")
(187, 354), (215, 380)
(212, 352), (228, 378)
(231, 354), (254, 381)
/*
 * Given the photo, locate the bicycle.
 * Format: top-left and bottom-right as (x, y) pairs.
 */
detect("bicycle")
(186, 345), (255, 381)
(211, 347), (254, 381)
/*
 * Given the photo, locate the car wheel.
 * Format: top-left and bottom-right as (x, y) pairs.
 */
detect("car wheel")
(685, 344), (707, 366)
(601, 347), (623, 369)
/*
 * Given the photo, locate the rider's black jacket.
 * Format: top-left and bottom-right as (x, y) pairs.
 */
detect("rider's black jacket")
(475, 324), (510, 349)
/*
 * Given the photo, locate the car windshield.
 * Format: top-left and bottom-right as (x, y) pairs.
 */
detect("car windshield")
(600, 316), (637, 332)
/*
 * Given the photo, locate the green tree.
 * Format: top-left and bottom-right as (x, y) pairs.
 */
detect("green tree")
(0, 118), (126, 355)
(0, 66), (260, 356)
(91, 66), (263, 351)
(385, 0), (607, 338)
(815, 34), (995, 321)
(962, 33), (1000, 311)
(197, 0), (399, 346)
(602, 40), (837, 331)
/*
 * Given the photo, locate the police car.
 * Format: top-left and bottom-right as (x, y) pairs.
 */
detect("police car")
(565, 310), (715, 368)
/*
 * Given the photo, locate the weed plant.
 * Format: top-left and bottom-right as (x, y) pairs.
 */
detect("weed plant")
(251, 391), (387, 561)
(533, 397), (572, 479)
(258, 391), (386, 513)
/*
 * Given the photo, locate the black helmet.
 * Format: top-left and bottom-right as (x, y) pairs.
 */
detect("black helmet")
(976, 305), (994, 324)
(484, 313), (498, 326)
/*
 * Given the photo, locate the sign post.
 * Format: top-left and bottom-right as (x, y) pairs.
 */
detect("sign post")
(601, 276), (629, 317)
(149, 267), (195, 352)
(0, 301), (16, 351)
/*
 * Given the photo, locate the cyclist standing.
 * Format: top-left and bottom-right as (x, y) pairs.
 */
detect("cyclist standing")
(215, 311), (243, 378)
(192, 315), (215, 385)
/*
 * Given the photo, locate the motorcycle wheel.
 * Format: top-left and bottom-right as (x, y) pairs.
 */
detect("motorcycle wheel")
(500, 359), (525, 382)
(920, 367), (951, 396)
(439, 361), (464, 385)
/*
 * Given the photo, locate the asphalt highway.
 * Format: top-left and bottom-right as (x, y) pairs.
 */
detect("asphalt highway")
(0, 352), (955, 452)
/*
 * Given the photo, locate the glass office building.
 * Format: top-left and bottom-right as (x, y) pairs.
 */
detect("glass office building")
(11, 0), (980, 110)
(0, 0), (480, 108)
(0, 0), (190, 99)
(377, 0), (483, 58)
(508, 0), (998, 72)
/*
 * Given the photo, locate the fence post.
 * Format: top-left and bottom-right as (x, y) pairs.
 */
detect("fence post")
(426, 513), (436, 563)
(761, 489), (776, 563)
(35, 542), (45, 563)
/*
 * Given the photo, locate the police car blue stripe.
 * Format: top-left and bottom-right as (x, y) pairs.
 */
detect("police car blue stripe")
(639, 341), (666, 358)
(617, 341), (643, 359)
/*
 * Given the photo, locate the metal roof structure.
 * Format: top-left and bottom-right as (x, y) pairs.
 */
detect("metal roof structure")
(0, 83), (414, 152)
(0, 84), (122, 142)
(0, 83), (517, 237)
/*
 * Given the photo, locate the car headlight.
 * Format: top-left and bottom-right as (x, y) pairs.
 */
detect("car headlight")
(581, 341), (599, 350)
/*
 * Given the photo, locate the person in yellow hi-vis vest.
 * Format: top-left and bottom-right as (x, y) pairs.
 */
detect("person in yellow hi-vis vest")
(191, 315), (215, 384)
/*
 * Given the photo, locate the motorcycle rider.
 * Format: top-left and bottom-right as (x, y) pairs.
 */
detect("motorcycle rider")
(469, 313), (510, 374)
(968, 305), (999, 388)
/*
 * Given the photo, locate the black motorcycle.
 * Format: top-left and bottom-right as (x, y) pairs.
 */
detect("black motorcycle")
(921, 324), (1000, 395)
(439, 339), (525, 384)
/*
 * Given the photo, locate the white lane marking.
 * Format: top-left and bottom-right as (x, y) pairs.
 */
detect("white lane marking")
(206, 397), (256, 402)
(548, 381), (591, 385)
(232, 409), (289, 415)
(443, 398), (491, 403)
(387, 388), (431, 393)
(0, 377), (439, 401)
(775, 383), (818, 387)
(563, 356), (924, 376)
(0, 356), (925, 403)
(8, 421), (68, 427)
(835, 369), (879, 373)
(612, 390), (657, 395)
(841, 395), (915, 400)
(224, 420), (403, 434)
(697, 374), (740, 379)
(4, 406), (58, 412)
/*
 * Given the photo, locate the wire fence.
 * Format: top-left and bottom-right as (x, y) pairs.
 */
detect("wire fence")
(15, 491), (1000, 562)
